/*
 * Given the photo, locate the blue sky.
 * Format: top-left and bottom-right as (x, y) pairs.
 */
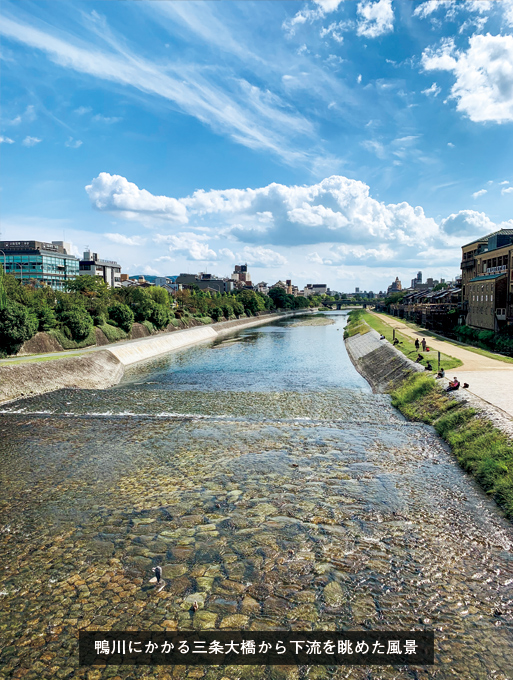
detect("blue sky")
(1, 0), (513, 292)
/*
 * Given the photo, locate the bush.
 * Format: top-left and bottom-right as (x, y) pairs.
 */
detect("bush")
(48, 327), (97, 350)
(98, 322), (127, 342)
(108, 303), (134, 333)
(59, 308), (94, 341)
(0, 299), (38, 355)
(36, 305), (58, 332)
(149, 302), (171, 329)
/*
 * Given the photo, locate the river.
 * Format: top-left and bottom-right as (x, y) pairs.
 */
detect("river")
(0, 311), (512, 679)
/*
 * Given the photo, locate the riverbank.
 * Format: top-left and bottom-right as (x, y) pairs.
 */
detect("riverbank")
(0, 311), (299, 403)
(344, 311), (513, 519)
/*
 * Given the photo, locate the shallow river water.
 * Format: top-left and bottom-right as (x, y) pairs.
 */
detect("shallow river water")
(0, 312), (512, 680)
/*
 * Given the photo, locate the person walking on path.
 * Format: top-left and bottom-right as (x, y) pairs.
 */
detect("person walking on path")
(421, 338), (427, 352)
(415, 338), (420, 351)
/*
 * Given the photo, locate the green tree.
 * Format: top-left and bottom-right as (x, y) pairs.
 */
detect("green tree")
(237, 289), (265, 315)
(59, 308), (94, 341)
(147, 286), (170, 306)
(108, 303), (134, 332)
(37, 305), (58, 331)
(0, 300), (38, 355)
(148, 302), (171, 329)
(65, 276), (110, 298)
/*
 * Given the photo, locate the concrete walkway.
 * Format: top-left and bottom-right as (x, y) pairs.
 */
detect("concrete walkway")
(369, 311), (513, 418)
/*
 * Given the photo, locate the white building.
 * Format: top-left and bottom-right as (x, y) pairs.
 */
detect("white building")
(79, 250), (121, 287)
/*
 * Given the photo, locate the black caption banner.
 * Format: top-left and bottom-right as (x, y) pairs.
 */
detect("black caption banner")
(79, 631), (434, 666)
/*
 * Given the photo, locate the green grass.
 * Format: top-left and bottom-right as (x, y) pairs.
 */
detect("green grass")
(141, 320), (156, 334)
(343, 310), (371, 338)
(0, 353), (82, 365)
(48, 327), (97, 350)
(391, 373), (513, 518)
(375, 310), (513, 365)
(347, 310), (462, 371)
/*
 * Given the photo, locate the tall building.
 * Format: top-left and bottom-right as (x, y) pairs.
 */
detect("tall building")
(304, 283), (328, 297)
(0, 240), (79, 290)
(387, 277), (402, 294)
(79, 250), (122, 288)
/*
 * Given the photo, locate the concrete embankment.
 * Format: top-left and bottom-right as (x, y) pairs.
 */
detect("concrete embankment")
(0, 311), (297, 403)
(345, 329), (423, 393)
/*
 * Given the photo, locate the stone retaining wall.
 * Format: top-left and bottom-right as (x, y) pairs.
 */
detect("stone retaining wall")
(345, 329), (423, 393)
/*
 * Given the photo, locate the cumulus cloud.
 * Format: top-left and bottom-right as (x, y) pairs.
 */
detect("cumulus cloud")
(104, 233), (147, 246)
(414, 0), (491, 20)
(440, 209), (494, 237)
(8, 104), (36, 126)
(502, 186), (513, 195)
(0, 136), (14, 144)
(218, 248), (235, 259)
(86, 173), (188, 223)
(472, 189), (487, 199)
(238, 246), (287, 268)
(422, 34), (513, 123)
(155, 232), (217, 261)
(22, 136), (41, 147)
(356, 0), (394, 38)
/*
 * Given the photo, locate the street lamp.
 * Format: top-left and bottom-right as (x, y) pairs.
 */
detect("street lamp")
(14, 262), (24, 283)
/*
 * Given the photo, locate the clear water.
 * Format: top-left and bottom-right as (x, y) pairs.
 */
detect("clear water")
(0, 312), (512, 680)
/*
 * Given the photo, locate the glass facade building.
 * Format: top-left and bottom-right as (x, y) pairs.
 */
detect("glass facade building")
(0, 241), (80, 290)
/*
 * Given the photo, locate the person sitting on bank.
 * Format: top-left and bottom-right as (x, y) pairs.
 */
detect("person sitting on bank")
(446, 377), (460, 392)
(435, 368), (445, 379)
(393, 338), (400, 345)
(425, 361), (433, 371)
(379, 334), (385, 340)
(415, 354), (424, 363)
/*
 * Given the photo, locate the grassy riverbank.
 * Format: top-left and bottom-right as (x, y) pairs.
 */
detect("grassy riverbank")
(392, 373), (513, 518)
(345, 310), (462, 370)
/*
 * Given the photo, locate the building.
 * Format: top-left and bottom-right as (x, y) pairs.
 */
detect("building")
(461, 229), (513, 330)
(175, 272), (234, 294)
(255, 281), (269, 295)
(304, 283), (328, 297)
(79, 250), (121, 288)
(387, 277), (402, 294)
(0, 240), (79, 290)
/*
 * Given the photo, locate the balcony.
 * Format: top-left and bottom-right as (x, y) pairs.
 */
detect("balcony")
(460, 258), (475, 270)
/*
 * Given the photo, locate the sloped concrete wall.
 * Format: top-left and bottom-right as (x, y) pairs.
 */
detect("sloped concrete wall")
(345, 329), (423, 393)
(0, 351), (123, 404)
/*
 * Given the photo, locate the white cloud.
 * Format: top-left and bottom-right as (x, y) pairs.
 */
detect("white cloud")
(356, 0), (394, 38)
(361, 139), (386, 158)
(440, 209), (494, 237)
(314, 0), (345, 11)
(414, 1), (491, 20)
(65, 137), (82, 148)
(472, 189), (487, 199)
(92, 114), (122, 124)
(500, 180), (510, 185)
(0, 14), (315, 165)
(238, 246), (287, 268)
(104, 232), (147, 246)
(447, 142), (455, 147)
(422, 82), (441, 97)
(422, 34), (513, 123)
(22, 136), (41, 147)
(86, 173), (188, 223)
(74, 106), (92, 115)
(155, 232), (217, 261)
(502, 186), (513, 195)
(8, 104), (36, 126)
(0, 136), (14, 144)
(218, 248), (235, 259)
(143, 265), (162, 276)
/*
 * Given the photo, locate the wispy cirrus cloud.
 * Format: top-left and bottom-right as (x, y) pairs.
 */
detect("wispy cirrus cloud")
(22, 135), (41, 147)
(0, 12), (320, 166)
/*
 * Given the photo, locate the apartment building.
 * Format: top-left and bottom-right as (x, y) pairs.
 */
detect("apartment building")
(461, 229), (513, 330)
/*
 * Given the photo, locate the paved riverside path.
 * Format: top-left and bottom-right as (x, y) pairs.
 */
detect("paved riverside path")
(368, 311), (513, 418)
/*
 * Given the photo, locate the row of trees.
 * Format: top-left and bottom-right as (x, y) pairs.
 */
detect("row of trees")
(0, 273), (326, 356)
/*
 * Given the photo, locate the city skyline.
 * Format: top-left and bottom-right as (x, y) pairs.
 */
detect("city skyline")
(1, 0), (513, 291)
